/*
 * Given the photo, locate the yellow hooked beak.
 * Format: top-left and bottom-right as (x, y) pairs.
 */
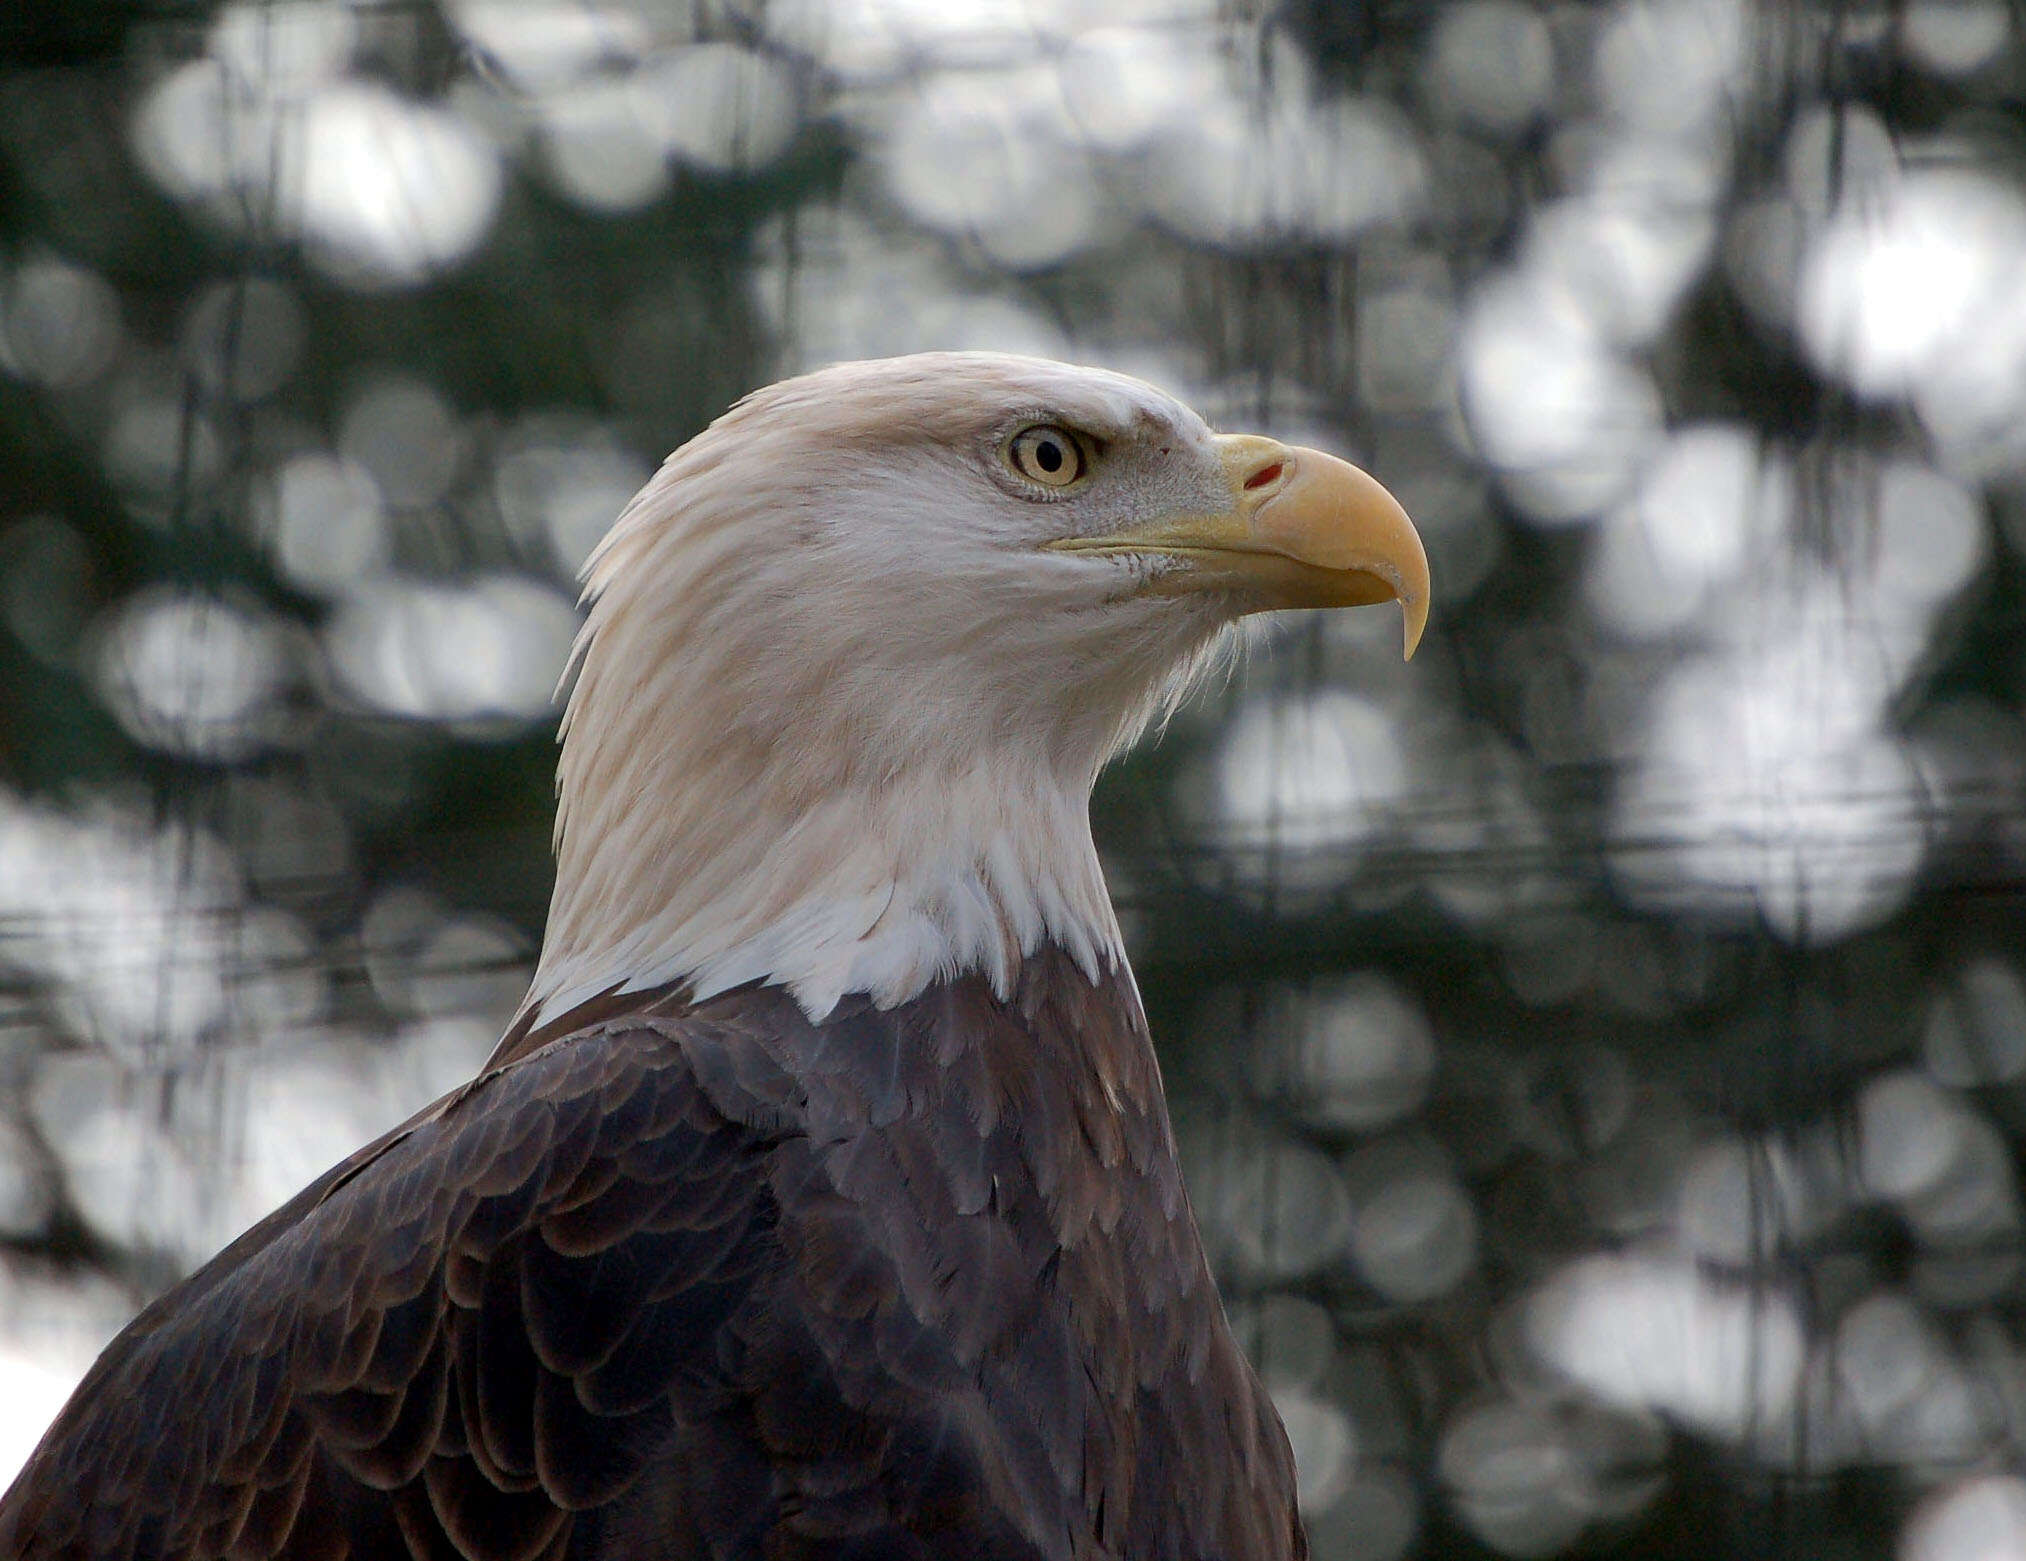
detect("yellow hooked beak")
(1047, 435), (1431, 659)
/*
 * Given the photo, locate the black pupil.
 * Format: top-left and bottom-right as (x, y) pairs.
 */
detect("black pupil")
(1034, 438), (1063, 473)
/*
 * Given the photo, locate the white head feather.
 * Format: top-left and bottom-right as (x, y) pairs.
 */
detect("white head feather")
(523, 354), (1321, 1026)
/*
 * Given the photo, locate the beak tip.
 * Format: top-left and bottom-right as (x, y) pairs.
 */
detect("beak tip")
(1402, 594), (1428, 661)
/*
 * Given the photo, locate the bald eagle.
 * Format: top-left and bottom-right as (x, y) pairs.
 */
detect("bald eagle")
(1, 354), (1427, 1561)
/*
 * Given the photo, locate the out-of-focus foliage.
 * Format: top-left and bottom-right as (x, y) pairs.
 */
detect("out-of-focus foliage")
(3, 0), (2026, 1554)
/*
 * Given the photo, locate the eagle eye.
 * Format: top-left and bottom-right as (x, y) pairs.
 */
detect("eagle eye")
(1006, 425), (1087, 490)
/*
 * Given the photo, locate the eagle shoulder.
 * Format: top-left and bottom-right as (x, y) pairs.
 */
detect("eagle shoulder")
(1, 957), (1299, 1561)
(0, 1011), (788, 1560)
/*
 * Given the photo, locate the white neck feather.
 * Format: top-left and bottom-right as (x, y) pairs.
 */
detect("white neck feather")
(526, 753), (1122, 1027)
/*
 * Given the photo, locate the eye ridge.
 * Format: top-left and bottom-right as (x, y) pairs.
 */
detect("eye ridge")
(1007, 424), (1088, 490)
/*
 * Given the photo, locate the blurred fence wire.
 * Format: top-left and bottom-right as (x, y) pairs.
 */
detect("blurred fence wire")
(4, 0), (2026, 1555)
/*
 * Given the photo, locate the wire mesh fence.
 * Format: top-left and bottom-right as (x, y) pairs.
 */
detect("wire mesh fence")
(3, 0), (2026, 1554)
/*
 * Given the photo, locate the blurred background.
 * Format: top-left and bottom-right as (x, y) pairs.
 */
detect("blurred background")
(2, 0), (2025, 1554)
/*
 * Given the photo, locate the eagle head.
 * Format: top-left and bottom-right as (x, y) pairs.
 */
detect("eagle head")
(528, 353), (1428, 1026)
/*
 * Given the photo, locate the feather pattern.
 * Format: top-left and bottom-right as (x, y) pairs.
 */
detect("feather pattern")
(0, 949), (1302, 1561)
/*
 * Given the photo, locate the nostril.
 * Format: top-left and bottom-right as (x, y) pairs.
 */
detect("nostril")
(1244, 461), (1284, 492)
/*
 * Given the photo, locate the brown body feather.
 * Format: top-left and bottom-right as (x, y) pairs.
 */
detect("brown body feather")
(0, 948), (1302, 1560)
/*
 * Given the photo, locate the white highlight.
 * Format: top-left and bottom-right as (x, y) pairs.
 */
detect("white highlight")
(1529, 1251), (1806, 1437)
(1903, 1477), (2026, 1561)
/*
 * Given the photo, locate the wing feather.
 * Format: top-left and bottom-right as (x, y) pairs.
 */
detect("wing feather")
(0, 955), (1300, 1561)
(0, 1016), (781, 1559)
